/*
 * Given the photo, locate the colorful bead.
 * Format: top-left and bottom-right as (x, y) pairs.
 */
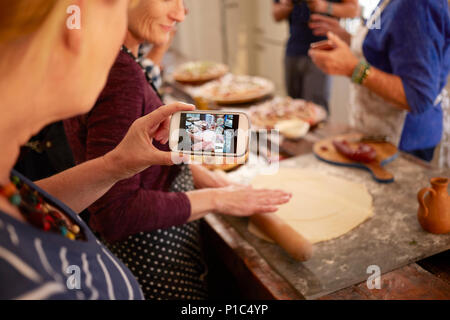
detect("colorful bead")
(0, 183), (17, 198)
(9, 194), (21, 206)
(28, 211), (46, 229)
(43, 221), (51, 231)
(61, 226), (68, 236)
(44, 215), (55, 224)
(0, 175), (82, 242)
(11, 176), (20, 186)
(71, 225), (80, 234)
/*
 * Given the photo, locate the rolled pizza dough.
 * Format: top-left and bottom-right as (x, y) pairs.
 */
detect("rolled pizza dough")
(249, 168), (374, 244)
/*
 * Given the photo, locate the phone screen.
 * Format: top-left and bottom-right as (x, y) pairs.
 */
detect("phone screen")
(178, 112), (240, 155)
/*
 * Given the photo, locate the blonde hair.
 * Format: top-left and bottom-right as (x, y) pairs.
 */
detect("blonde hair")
(0, 0), (58, 43)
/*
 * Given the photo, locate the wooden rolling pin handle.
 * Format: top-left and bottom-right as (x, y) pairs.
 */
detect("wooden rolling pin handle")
(250, 213), (314, 261)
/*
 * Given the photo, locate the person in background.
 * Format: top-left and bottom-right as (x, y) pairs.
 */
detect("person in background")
(308, 0), (450, 163)
(0, 0), (197, 300)
(272, 0), (360, 112)
(64, 0), (292, 300)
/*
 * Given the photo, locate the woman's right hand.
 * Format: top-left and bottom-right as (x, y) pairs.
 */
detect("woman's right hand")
(104, 102), (195, 181)
(213, 185), (292, 217)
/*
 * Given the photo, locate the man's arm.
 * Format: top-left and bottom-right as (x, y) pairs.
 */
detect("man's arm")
(273, 0), (294, 22)
(308, 0), (360, 18)
(308, 32), (411, 111)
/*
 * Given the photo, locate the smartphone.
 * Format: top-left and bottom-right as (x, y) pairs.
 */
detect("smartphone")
(169, 110), (250, 157)
(310, 40), (336, 51)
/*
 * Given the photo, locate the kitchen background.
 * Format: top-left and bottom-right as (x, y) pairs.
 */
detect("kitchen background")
(168, 0), (450, 165)
(168, 0), (450, 123)
(170, 0), (383, 125)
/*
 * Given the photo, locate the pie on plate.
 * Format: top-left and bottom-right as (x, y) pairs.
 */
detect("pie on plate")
(173, 61), (229, 84)
(275, 119), (310, 140)
(196, 74), (275, 105)
(249, 97), (327, 130)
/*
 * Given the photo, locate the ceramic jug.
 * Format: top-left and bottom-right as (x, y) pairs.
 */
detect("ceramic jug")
(417, 177), (450, 234)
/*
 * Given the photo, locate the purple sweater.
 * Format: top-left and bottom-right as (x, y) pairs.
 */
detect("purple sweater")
(64, 51), (191, 242)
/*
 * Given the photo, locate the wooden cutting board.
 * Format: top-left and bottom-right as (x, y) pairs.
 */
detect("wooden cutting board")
(313, 133), (398, 183)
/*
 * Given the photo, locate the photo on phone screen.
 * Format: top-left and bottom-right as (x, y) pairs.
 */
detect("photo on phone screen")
(180, 112), (239, 153)
(170, 111), (249, 157)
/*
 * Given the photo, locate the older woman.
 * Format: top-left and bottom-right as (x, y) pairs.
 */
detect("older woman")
(0, 0), (197, 300)
(308, 0), (450, 163)
(63, 0), (291, 300)
(0, 0), (290, 300)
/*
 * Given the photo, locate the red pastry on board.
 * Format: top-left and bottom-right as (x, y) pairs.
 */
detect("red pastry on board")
(332, 140), (377, 163)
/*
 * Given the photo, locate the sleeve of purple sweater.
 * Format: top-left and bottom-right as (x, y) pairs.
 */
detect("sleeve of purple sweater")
(84, 58), (191, 243)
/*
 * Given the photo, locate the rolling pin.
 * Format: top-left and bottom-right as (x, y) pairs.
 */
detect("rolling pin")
(250, 213), (314, 261)
(211, 170), (313, 260)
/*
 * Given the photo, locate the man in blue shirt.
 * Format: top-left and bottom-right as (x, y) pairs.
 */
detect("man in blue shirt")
(273, 0), (360, 111)
(308, 0), (450, 163)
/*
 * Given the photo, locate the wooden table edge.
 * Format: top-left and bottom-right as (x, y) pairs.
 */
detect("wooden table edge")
(203, 214), (305, 300)
(204, 214), (450, 300)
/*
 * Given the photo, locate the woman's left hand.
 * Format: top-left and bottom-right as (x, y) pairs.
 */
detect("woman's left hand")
(190, 164), (233, 189)
(308, 32), (359, 77)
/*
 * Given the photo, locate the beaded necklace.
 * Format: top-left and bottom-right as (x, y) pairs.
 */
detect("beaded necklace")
(0, 175), (84, 241)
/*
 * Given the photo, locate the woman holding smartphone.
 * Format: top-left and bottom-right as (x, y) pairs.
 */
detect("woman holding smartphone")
(0, 0), (205, 300)
(64, 0), (291, 300)
(308, 0), (450, 165)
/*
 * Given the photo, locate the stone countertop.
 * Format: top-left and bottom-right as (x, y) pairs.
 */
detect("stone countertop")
(223, 153), (450, 299)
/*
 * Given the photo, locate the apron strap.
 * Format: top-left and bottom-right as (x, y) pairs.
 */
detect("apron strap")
(434, 88), (449, 106)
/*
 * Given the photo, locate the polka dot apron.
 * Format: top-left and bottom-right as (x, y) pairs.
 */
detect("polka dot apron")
(105, 165), (208, 300)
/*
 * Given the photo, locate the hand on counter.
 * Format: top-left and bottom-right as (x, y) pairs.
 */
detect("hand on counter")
(187, 186), (292, 221)
(213, 186), (292, 217)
